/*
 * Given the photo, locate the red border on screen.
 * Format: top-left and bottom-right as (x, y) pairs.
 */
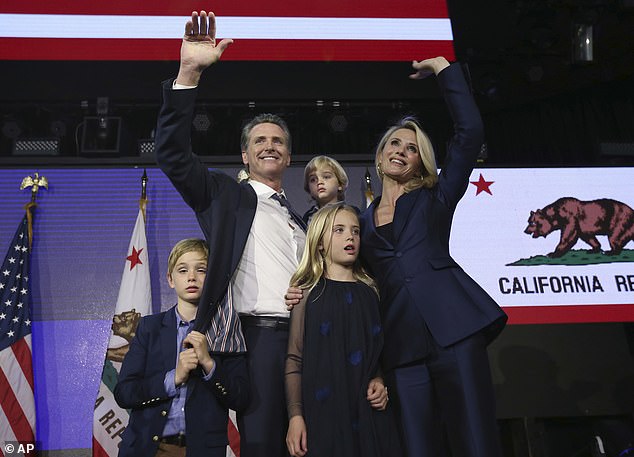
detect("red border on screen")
(505, 304), (634, 325)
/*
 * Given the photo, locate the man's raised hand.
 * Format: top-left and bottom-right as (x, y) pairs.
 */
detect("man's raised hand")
(176, 10), (233, 86)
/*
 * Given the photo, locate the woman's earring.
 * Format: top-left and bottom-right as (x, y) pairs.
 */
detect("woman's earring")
(377, 162), (384, 177)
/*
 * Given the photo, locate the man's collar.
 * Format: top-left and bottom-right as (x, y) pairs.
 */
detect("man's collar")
(248, 179), (286, 197)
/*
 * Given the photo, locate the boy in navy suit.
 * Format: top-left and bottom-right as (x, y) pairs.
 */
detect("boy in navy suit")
(114, 238), (249, 457)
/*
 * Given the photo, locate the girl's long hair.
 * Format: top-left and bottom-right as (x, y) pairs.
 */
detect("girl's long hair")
(290, 204), (376, 295)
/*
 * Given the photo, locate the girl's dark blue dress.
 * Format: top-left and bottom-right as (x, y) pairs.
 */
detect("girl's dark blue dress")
(286, 277), (402, 457)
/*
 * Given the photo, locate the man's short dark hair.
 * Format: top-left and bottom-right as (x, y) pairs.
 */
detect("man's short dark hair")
(240, 113), (292, 152)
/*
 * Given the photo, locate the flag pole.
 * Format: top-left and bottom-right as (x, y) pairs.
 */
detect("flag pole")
(364, 167), (374, 209)
(19, 172), (48, 249)
(140, 169), (148, 222)
(0, 173), (44, 452)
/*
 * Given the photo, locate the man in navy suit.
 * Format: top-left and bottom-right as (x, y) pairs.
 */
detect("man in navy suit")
(155, 11), (306, 457)
(114, 239), (249, 457)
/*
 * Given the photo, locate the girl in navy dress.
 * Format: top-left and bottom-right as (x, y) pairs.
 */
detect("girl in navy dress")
(284, 204), (400, 457)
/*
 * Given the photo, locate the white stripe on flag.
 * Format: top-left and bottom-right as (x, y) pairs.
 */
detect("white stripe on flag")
(0, 399), (18, 442)
(0, 336), (36, 434)
(0, 14), (453, 40)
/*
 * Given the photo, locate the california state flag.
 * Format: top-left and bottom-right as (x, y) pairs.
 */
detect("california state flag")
(93, 206), (152, 456)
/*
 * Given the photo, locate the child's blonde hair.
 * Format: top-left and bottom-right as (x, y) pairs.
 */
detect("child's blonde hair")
(290, 205), (376, 294)
(167, 238), (209, 275)
(303, 155), (349, 202)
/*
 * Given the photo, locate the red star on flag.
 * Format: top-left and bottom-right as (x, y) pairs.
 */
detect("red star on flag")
(126, 246), (144, 270)
(470, 173), (494, 195)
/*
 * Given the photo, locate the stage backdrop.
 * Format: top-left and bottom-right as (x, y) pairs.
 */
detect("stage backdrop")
(0, 165), (632, 454)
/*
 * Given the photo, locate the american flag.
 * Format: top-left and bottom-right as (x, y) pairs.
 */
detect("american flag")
(0, 0), (454, 61)
(0, 215), (36, 454)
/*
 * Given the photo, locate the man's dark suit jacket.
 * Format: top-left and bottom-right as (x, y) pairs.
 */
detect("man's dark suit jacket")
(114, 307), (249, 457)
(360, 63), (507, 371)
(155, 80), (258, 332)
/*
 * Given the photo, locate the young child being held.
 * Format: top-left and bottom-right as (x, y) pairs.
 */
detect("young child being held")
(302, 155), (349, 224)
(285, 205), (401, 457)
(115, 238), (249, 457)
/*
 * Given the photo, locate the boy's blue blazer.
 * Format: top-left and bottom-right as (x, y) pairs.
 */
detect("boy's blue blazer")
(114, 307), (249, 456)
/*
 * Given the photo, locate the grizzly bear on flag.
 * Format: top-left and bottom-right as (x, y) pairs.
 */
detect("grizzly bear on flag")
(524, 197), (634, 257)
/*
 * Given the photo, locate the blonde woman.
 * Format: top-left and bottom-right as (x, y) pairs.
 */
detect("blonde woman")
(360, 57), (507, 457)
(287, 57), (507, 457)
(284, 205), (400, 457)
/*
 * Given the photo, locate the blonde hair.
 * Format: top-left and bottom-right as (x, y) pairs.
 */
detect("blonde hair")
(167, 238), (209, 275)
(375, 117), (438, 192)
(290, 205), (376, 294)
(303, 155), (349, 202)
